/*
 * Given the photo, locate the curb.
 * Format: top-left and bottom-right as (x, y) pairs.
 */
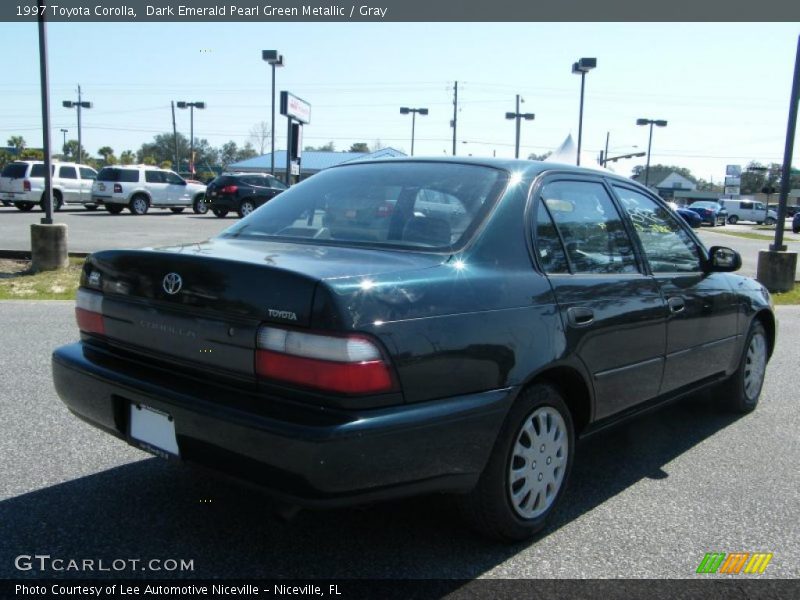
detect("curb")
(0, 250), (90, 260)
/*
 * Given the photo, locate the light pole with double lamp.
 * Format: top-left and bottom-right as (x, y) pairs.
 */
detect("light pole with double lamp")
(262, 50), (284, 175)
(636, 118), (667, 187)
(62, 86), (91, 164)
(400, 107), (428, 156)
(59, 128), (68, 152)
(505, 95), (535, 159)
(177, 101), (205, 176)
(572, 57), (596, 166)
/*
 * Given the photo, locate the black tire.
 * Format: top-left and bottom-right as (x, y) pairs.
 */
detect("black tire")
(756, 221), (763, 225)
(39, 191), (62, 212)
(717, 320), (768, 414)
(238, 199), (256, 218)
(793, 226), (800, 234)
(170, 207), (185, 213)
(727, 215), (738, 225)
(193, 195), (208, 214)
(129, 195), (149, 216)
(457, 383), (574, 541)
(15, 202), (35, 212)
(764, 217), (776, 226)
(212, 207), (229, 218)
(709, 220), (715, 227)
(83, 204), (98, 211)
(105, 204), (124, 215)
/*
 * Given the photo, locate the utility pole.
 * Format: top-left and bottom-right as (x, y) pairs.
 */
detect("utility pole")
(171, 101), (179, 171)
(505, 96), (535, 159)
(515, 95), (521, 159)
(451, 81), (458, 156)
(37, 1), (54, 225)
(62, 86), (91, 165)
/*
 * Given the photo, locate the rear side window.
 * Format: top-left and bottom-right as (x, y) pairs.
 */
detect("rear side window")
(30, 164), (54, 178)
(541, 180), (638, 274)
(533, 201), (569, 274)
(221, 162), (507, 251)
(145, 171), (164, 183)
(1, 163), (28, 178)
(97, 168), (139, 183)
(59, 166), (77, 179)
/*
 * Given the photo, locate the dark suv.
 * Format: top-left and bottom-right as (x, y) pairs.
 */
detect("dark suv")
(52, 159), (774, 541)
(205, 173), (287, 218)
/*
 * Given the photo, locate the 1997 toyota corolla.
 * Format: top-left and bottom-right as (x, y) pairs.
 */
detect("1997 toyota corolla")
(52, 158), (774, 541)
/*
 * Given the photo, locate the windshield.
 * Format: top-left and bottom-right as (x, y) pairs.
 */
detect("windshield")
(691, 202), (718, 209)
(219, 162), (508, 251)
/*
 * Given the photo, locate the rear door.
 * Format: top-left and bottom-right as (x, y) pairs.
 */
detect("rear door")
(79, 167), (97, 203)
(56, 165), (81, 203)
(611, 184), (739, 393)
(144, 170), (168, 205)
(534, 176), (667, 419)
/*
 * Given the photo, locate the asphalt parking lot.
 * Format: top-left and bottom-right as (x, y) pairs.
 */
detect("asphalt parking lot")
(1, 302), (798, 579)
(1, 206), (799, 281)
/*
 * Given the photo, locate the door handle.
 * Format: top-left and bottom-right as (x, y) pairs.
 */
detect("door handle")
(567, 306), (594, 327)
(667, 297), (686, 314)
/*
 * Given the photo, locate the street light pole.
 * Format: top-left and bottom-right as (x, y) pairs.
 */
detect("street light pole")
(636, 118), (668, 187)
(262, 50), (284, 175)
(572, 58), (596, 166)
(505, 97), (535, 159)
(60, 128), (68, 152)
(37, 1), (54, 225)
(177, 101), (206, 176)
(62, 86), (92, 165)
(400, 107), (428, 156)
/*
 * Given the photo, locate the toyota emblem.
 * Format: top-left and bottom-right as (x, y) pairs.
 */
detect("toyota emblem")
(162, 272), (183, 295)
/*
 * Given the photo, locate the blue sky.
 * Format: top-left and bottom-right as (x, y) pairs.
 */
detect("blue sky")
(1, 21), (798, 181)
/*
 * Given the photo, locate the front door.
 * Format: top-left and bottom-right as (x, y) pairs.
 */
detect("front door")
(533, 177), (667, 420)
(611, 185), (739, 393)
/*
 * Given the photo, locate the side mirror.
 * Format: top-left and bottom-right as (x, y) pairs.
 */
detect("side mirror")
(706, 246), (741, 272)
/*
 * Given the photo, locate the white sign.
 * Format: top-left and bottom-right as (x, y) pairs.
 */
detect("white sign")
(725, 164), (742, 177)
(724, 186), (740, 196)
(280, 91), (311, 124)
(290, 162), (300, 176)
(724, 176), (741, 187)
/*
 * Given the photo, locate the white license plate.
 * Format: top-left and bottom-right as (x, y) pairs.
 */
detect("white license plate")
(130, 403), (179, 458)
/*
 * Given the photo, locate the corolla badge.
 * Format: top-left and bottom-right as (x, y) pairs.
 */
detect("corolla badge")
(162, 272), (183, 295)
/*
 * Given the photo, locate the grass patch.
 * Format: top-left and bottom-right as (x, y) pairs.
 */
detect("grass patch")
(703, 229), (782, 242)
(772, 286), (800, 305)
(0, 257), (83, 300)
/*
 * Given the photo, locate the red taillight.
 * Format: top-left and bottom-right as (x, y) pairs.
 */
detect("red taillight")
(113, 183), (123, 193)
(220, 185), (238, 194)
(75, 289), (105, 335)
(255, 326), (396, 395)
(23, 180), (31, 191)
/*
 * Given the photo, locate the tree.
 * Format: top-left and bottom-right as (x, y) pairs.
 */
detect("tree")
(0, 150), (14, 169)
(61, 140), (88, 163)
(528, 151), (552, 161)
(138, 132), (189, 166)
(236, 142), (258, 162)
(348, 143), (370, 153)
(219, 141), (240, 169)
(142, 155), (157, 166)
(304, 141), (335, 152)
(97, 146), (116, 165)
(630, 164), (698, 187)
(119, 150), (135, 165)
(160, 160), (173, 170)
(7, 136), (26, 153)
(248, 121), (271, 155)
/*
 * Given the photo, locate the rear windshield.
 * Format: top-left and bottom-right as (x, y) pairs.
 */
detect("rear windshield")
(219, 162), (508, 251)
(97, 168), (139, 183)
(1, 163), (28, 178)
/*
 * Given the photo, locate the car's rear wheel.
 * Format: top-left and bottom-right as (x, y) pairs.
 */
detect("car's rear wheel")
(39, 191), (62, 212)
(238, 199), (256, 218)
(212, 207), (228, 218)
(765, 217), (776, 226)
(793, 225), (800, 234)
(193, 195), (208, 214)
(458, 383), (574, 541)
(14, 202), (34, 212)
(718, 320), (768, 414)
(727, 215), (738, 225)
(83, 204), (98, 211)
(129, 195), (149, 216)
(105, 204), (124, 215)
(170, 207), (185, 213)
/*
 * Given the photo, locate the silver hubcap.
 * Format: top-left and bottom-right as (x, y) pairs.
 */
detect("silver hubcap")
(508, 406), (568, 519)
(197, 201), (207, 214)
(743, 332), (767, 401)
(242, 202), (254, 216)
(133, 198), (146, 213)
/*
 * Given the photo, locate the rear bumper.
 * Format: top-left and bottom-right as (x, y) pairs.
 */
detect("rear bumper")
(207, 195), (238, 210)
(0, 192), (36, 202)
(52, 342), (514, 507)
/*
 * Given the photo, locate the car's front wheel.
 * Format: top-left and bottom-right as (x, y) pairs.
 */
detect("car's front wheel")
(727, 215), (738, 225)
(193, 195), (208, 214)
(458, 383), (574, 541)
(765, 217), (776, 226)
(718, 320), (769, 414)
(170, 207), (185, 214)
(14, 201), (35, 212)
(105, 204), (124, 215)
(238, 199), (256, 218)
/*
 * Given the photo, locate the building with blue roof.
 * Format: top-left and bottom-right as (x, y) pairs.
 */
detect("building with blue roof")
(228, 147), (406, 178)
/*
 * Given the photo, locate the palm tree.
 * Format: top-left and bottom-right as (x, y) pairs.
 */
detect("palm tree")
(7, 136), (26, 154)
(97, 146), (116, 165)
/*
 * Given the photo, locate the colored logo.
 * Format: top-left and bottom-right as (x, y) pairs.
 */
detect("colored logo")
(696, 552), (773, 574)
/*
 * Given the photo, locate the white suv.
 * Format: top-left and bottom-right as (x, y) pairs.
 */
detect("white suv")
(0, 160), (98, 211)
(91, 165), (207, 215)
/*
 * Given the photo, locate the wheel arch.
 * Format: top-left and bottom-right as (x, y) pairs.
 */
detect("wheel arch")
(753, 309), (776, 358)
(521, 365), (592, 436)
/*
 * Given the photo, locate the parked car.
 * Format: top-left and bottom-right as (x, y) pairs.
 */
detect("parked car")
(768, 203), (799, 218)
(667, 201), (702, 228)
(720, 199), (777, 225)
(0, 160), (98, 211)
(793, 212), (800, 234)
(205, 173), (288, 218)
(91, 165), (207, 215)
(687, 201), (728, 226)
(53, 158), (774, 541)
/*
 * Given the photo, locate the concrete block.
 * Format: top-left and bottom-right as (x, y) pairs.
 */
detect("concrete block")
(756, 250), (797, 293)
(30, 223), (68, 272)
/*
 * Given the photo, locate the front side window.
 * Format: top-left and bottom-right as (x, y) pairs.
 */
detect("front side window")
(541, 180), (638, 274)
(79, 167), (97, 180)
(164, 171), (184, 185)
(145, 171), (164, 183)
(221, 162), (507, 251)
(614, 186), (702, 273)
